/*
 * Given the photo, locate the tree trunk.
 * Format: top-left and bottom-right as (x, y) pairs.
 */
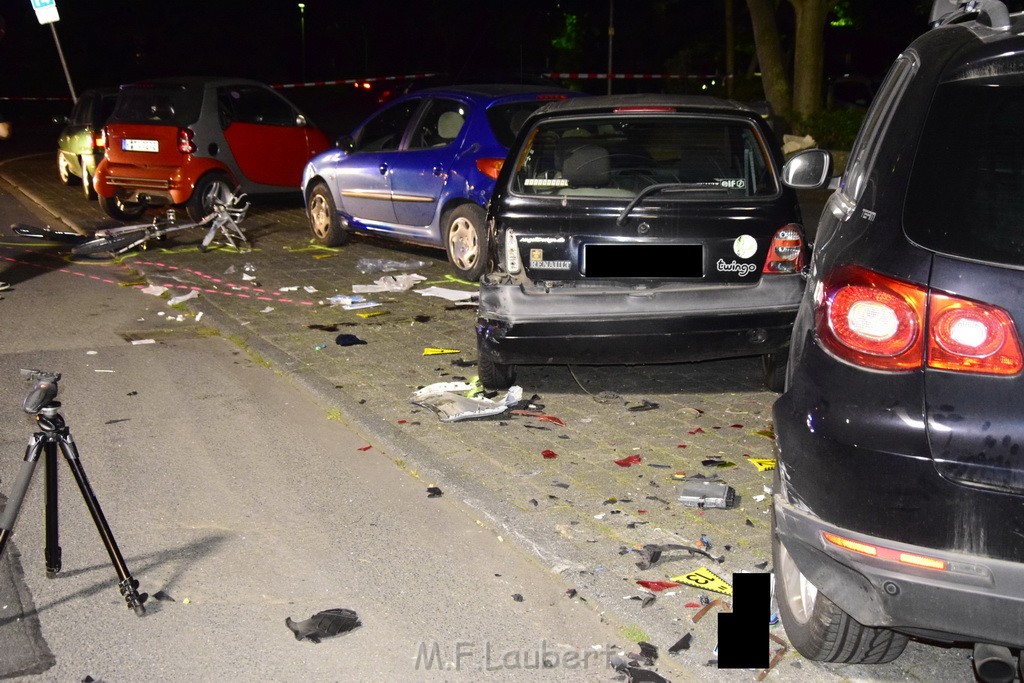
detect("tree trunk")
(746, 0), (792, 118)
(790, 0), (832, 119)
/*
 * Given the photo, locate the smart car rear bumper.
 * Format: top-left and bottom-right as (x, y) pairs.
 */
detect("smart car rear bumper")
(476, 276), (802, 365)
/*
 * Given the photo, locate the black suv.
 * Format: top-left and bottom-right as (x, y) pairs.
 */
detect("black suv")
(773, 2), (1024, 680)
(476, 94), (831, 391)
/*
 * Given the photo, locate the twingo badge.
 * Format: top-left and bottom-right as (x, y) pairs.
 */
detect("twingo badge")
(733, 234), (757, 259)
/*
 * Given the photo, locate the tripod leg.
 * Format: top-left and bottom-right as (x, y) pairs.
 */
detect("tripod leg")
(44, 440), (62, 575)
(0, 435), (45, 558)
(57, 432), (146, 616)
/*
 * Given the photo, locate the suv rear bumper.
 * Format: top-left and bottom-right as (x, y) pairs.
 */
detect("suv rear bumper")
(774, 495), (1024, 647)
(476, 276), (802, 365)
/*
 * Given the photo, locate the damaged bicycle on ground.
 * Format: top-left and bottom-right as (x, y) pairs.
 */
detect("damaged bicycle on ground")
(11, 189), (251, 258)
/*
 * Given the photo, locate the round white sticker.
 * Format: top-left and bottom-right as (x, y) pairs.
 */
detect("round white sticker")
(733, 235), (757, 259)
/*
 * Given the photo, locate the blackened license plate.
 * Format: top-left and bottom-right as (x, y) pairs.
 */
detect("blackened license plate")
(582, 244), (703, 278)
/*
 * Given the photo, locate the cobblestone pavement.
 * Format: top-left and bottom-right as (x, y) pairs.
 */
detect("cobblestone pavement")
(1, 152), (972, 682)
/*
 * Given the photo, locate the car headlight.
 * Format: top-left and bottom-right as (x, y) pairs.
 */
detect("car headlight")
(504, 229), (521, 274)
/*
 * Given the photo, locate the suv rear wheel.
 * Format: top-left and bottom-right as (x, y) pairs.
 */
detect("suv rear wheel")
(478, 343), (516, 390)
(187, 172), (234, 223)
(100, 194), (147, 221)
(772, 516), (909, 663)
(307, 182), (350, 246)
(762, 352), (788, 393)
(444, 204), (486, 281)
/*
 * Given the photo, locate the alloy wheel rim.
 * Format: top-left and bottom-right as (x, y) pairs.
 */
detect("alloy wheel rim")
(309, 195), (331, 239)
(778, 537), (818, 624)
(448, 217), (477, 270)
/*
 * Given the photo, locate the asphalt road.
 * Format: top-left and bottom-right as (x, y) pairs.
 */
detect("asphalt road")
(0, 183), (630, 681)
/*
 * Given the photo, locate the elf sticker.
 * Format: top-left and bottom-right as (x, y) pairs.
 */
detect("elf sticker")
(670, 567), (733, 596)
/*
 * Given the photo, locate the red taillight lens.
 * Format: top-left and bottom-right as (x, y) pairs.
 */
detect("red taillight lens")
(763, 225), (806, 274)
(476, 157), (503, 180)
(928, 295), (1022, 374)
(816, 264), (1022, 375)
(178, 128), (196, 154)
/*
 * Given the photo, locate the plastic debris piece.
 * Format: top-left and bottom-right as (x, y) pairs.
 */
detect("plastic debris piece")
(352, 273), (427, 293)
(414, 286), (477, 302)
(688, 427), (705, 435)
(279, 286), (299, 292)
(509, 410), (566, 427)
(426, 486), (443, 497)
(356, 310), (389, 319)
(304, 286), (318, 293)
(259, 306), (274, 314)
(356, 258), (429, 274)
(152, 590), (175, 602)
(668, 633), (693, 653)
(635, 580), (681, 592)
(357, 445), (372, 452)
(512, 593), (524, 602)
(610, 654), (671, 683)
(628, 400), (660, 412)
(131, 339), (157, 345)
(635, 543), (724, 570)
(313, 343), (327, 351)
(615, 454), (642, 468)
(411, 381), (475, 400)
(141, 284), (168, 296)
(168, 289), (199, 305)
(308, 324), (340, 332)
(701, 457), (736, 468)
(756, 634), (789, 682)
(326, 294), (364, 307)
(285, 608), (361, 643)
(541, 449), (558, 459)
(638, 642), (658, 663)
(678, 481), (736, 509)
(412, 386), (523, 423)
(422, 347), (461, 355)
(336, 334), (368, 347)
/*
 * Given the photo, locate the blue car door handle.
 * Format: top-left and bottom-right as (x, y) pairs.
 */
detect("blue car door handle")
(432, 165), (445, 176)
(378, 163), (388, 175)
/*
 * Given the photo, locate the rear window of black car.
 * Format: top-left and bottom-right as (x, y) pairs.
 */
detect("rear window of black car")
(905, 70), (1024, 267)
(486, 101), (550, 148)
(108, 85), (202, 127)
(511, 114), (777, 199)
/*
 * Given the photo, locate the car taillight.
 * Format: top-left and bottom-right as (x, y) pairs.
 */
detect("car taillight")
(504, 229), (521, 274)
(815, 264), (1023, 374)
(476, 158), (503, 180)
(762, 224), (805, 274)
(178, 128), (196, 154)
(89, 131), (103, 151)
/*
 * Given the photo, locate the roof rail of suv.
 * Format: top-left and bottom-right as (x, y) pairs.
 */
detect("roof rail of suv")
(930, 0), (1011, 29)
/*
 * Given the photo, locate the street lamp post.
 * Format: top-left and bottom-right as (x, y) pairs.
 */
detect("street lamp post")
(298, 3), (306, 83)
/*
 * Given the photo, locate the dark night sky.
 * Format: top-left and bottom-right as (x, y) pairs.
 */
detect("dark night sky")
(0, 0), (929, 130)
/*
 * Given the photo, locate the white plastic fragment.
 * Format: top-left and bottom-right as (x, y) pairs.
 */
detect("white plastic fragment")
(131, 339), (157, 345)
(141, 285), (168, 296)
(352, 273), (427, 293)
(411, 385), (523, 422)
(168, 290), (199, 306)
(410, 381), (476, 400)
(260, 306), (274, 314)
(413, 286), (477, 302)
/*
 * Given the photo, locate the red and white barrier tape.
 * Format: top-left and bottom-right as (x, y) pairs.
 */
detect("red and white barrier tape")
(272, 73), (439, 89)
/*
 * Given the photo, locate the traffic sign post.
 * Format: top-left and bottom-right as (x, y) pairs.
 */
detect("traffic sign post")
(29, 0), (77, 103)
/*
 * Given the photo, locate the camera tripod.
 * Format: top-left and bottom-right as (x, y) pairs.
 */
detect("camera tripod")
(0, 370), (146, 616)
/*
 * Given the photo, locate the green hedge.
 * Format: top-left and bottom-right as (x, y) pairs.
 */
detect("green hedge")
(794, 109), (866, 151)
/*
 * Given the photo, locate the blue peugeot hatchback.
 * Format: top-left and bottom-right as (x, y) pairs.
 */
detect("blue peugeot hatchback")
(300, 84), (577, 280)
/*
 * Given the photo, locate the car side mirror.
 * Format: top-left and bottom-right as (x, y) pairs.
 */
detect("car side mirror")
(296, 114), (308, 127)
(335, 134), (355, 153)
(781, 149), (834, 190)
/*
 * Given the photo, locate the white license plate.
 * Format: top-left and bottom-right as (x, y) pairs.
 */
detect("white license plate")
(123, 138), (159, 153)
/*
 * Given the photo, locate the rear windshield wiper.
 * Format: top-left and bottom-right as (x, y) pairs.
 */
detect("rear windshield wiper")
(616, 183), (726, 226)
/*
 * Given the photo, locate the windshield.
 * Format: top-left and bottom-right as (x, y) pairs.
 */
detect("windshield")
(108, 84), (202, 127)
(905, 71), (1024, 267)
(511, 114), (778, 199)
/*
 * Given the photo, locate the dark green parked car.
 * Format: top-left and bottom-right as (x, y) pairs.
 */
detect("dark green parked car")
(56, 87), (118, 199)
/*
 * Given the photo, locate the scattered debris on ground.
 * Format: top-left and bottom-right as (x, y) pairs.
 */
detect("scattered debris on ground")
(285, 608), (361, 643)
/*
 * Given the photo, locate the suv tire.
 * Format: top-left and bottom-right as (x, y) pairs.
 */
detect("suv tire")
(443, 204), (486, 281)
(307, 182), (350, 246)
(772, 509), (908, 664)
(762, 352), (788, 393)
(187, 172), (234, 223)
(100, 194), (147, 221)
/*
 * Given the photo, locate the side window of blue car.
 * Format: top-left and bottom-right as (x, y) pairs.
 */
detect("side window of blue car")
(407, 99), (467, 150)
(353, 99), (420, 153)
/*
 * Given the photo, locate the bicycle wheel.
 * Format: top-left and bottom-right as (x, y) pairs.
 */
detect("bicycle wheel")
(72, 229), (148, 257)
